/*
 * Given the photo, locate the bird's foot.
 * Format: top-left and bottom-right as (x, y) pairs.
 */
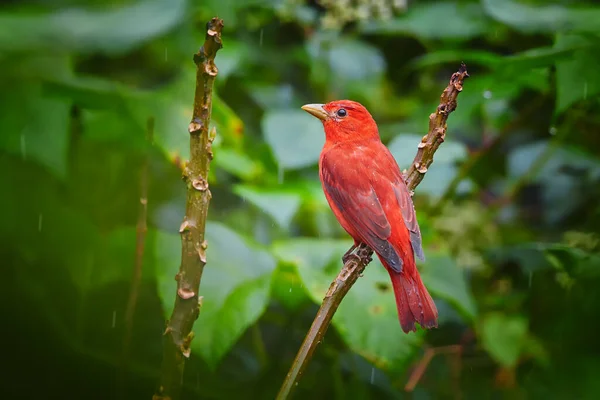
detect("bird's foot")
(341, 243), (358, 264)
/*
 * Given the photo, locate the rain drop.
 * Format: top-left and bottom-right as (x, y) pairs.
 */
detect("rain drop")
(529, 271), (533, 288)
(112, 310), (117, 328)
(370, 368), (375, 384)
(165, 47), (168, 61)
(259, 29), (264, 47)
(549, 126), (557, 136)
(483, 90), (493, 100)
(289, 287), (292, 293)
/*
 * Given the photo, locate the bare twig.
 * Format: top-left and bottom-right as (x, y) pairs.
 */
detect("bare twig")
(404, 345), (462, 392)
(276, 64), (469, 400)
(154, 17), (223, 400)
(120, 117), (154, 395)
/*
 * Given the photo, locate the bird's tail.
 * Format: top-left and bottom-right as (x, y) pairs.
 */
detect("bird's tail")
(387, 267), (438, 333)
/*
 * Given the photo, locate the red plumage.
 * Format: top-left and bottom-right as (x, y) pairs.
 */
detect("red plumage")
(303, 100), (438, 333)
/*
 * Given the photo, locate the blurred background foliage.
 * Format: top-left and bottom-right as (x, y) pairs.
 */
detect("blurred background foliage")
(2, 0), (600, 398)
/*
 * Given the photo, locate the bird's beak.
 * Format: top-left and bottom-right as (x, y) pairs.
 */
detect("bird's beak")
(301, 103), (328, 121)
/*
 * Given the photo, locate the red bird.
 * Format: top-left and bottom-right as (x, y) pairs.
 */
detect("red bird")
(302, 100), (438, 333)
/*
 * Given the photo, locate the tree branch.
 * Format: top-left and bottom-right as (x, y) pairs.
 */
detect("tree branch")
(154, 17), (224, 400)
(276, 63), (469, 400)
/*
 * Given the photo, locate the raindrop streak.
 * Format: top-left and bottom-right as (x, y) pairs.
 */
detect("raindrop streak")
(529, 271), (533, 288)
(370, 368), (375, 384)
(112, 310), (117, 328)
(165, 47), (168, 61)
(289, 287), (292, 293)
(38, 214), (43, 232)
(21, 134), (26, 159)
(278, 165), (284, 184)
(259, 29), (264, 47)
(583, 82), (588, 100)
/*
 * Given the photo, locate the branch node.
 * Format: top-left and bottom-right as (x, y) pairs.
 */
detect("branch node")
(416, 162), (428, 174)
(188, 119), (203, 135)
(177, 287), (196, 300)
(196, 242), (207, 263)
(181, 332), (195, 358)
(192, 177), (209, 191)
(179, 220), (192, 233)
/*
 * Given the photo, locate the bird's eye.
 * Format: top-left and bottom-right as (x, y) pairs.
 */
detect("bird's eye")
(336, 108), (347, 118)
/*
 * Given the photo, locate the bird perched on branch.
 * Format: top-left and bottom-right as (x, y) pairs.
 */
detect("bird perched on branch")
(302, 100), (438, 333)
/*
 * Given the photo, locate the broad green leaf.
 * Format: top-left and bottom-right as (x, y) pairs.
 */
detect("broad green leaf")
(270, 263), (311, 311)
(125, 66), (242, 162)
(156, 222), (276, 368)
(263, 109), (324, 169)
(273, 239), (422, 370)
(420, 255), (477, 320)
(363, 2), (489, 39)
(327, 40), (385, 81)
(555, 35), (600, 113)
(482, 0), (600, 34)
(481, 313), (528, 367)
(388, 134), (470, 199)
(0, 82), (70, 179)
(0, 0), (186, 54)
(233, 185), (302, 228)
(508, 141), (600, 224)
(214, 149), (263, 180)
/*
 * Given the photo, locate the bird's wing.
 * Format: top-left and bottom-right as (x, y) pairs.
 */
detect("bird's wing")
(392, 174), (425, 261)
(321, 150), (404, 272)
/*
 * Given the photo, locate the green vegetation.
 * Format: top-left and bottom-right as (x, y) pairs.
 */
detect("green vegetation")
(2, 0), (600, 398)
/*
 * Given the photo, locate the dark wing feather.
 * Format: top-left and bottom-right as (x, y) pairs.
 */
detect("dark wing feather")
(393, 180), (425, 261)
(321, 156), (404, 272)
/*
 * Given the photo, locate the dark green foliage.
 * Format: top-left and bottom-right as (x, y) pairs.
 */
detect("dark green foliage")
(2, 0), (600, 398)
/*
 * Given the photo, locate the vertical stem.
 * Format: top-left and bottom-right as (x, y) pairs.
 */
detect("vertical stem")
(154, 17), (224, 400)
(120, 117), (154, 396)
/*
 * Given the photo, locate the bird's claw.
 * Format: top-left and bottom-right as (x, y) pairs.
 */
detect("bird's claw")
(342, 243), (358, 264)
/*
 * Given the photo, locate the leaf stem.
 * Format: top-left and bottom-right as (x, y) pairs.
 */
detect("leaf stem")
(276, 64), (469, 400)
(154, 17), (224, 400)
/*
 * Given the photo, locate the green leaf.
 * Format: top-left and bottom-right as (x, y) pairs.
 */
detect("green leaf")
(326, 39), (386, 81)
(388, 134), (470, 199)
(508, 141), (600, 223)
(270, 263), (310, 311)
(482, 0), (600, 34)
(481, 313), (528, 367)
(273, 239), (422, 370)
(263, 109), (324, 169)
(0, 0), (186, 54)
(233, 185), (302, 228)
(0, 82), (70, 179)
(214, 149), (263, 180)
(156, 222), (276, 368)
(555, 35), (600, 113)
(362, 2), (490, 39)
(420, 255), (477, 320)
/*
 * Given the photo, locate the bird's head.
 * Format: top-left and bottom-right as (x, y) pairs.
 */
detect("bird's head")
(301, 100), (379, 143)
